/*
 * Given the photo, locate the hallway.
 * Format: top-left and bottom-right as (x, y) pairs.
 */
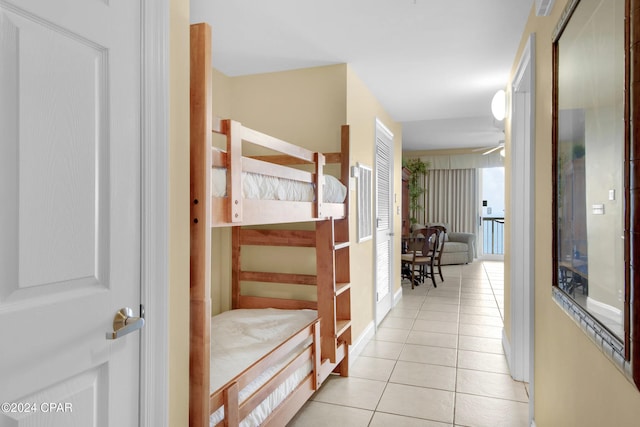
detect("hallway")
(289, 261), (529, 427)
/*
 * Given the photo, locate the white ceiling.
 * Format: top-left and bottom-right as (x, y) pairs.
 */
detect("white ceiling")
(190, 0), (533, 151)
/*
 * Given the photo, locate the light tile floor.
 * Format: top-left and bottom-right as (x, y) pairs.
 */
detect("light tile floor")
(288, 261), (529, 427)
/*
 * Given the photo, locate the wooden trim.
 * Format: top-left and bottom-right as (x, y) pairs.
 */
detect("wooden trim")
(248, 154), (312, 165)
(239, 229), (316, 247)
(227, 120), (243, 223)
(250, 152), (342, 165)
(237, 295), (317, 310)
(223, 383), (239, 427)
(326, 152), (342, 165)
(231, 227), (241, 309)
(189, 23), (212, 427)
(239, 271), (317, 286)
(315, 152), (325, 218)
(318, 340), (348, 383)
(625, 0), (632, 364)
(312, 322), (321, 389)
(630, 0), (640, 389)
(212, 199), (345, 227)
(551, 6), (560, 293)
(315, 220), (337, 362)
(340, 126), (351, 219)
(340, 125), (351, 188)
(241, 126), (316, 163)
(242, 156), (314, 183)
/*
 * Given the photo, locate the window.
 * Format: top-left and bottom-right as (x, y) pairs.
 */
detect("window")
(355, 163), (372, 242)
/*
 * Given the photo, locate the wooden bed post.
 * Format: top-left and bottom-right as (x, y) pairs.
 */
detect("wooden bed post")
(226, 120), (243, 223)
(340, 125), (351, 196)
(231, 226), (241, 309)
(315, 152), (325, 218)
(190, 22), (212, 427)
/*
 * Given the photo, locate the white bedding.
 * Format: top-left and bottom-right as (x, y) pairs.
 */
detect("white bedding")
(211, 168), (347, 203)
(209, 308), (318, 427)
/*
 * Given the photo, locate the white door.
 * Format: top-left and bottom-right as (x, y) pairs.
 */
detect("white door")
(0, 1), (143, 425)
(375, 119), (394, 326)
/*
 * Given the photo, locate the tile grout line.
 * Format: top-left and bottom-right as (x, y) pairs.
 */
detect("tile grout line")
(367, 263), (519, 426)
(483, 262), (505, 321)
(452, 264), (463, 427)
(296, 263), (532, 427)
(368, 281), (427, 426)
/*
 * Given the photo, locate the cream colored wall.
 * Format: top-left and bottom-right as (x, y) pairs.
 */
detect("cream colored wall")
(509, 2), (640, 425)
(208, 63), (401, 344)
(346, 66), (403, 338)
(169, 0), (190, 424)
(209, 64), (348, 313)
(230, 64), (348, 153)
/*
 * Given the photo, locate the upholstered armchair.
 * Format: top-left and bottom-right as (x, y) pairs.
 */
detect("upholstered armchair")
(411, 223), (475, 265)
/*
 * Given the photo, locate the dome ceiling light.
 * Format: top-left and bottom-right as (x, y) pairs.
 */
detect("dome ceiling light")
(491, 89), (506, 121)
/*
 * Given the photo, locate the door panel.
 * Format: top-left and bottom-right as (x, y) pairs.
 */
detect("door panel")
(2, 7), (108, 297)
(0, 1), (141, 425)
(0, 367), (108, 427)
(375, 120), (394, 325)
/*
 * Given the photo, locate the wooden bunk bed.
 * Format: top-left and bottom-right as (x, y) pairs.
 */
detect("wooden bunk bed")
(190, 23), (352, 427)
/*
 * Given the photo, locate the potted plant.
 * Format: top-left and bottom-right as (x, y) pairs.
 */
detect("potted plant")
(403, 158), (429, 225)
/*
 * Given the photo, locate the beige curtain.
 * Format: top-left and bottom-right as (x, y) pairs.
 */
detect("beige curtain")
(423, 168), (478, 235)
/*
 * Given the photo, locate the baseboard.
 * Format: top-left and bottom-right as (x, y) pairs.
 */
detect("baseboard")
(348, 320), (375, 369)
(349, 289), (401, 369)
(502, 327), (513, 372)
(393, 286), (403, 306)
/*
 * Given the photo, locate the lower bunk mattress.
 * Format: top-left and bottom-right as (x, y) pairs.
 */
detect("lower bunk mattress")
(209, 308), (318, 427)
(211, 168), (347, 203)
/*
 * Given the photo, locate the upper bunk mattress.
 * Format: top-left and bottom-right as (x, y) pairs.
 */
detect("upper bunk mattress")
(211, 168), (347, 203)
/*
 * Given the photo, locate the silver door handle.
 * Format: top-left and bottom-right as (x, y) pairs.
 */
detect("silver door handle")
(106, 307), (145, 340)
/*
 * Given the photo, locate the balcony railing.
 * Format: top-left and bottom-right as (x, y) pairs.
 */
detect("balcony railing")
(482, 217), (504, 255)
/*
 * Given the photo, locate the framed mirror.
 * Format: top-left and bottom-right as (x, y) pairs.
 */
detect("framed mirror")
(552, 0), (639, 388)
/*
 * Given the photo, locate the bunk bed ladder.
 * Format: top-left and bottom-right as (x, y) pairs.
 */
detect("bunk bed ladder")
(231, 218), (352, 379)
(316, 217), (351, 375)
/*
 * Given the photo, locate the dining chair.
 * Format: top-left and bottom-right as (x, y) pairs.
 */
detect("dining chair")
(400, 226), (441, 289)
(431, 225), (446, 281)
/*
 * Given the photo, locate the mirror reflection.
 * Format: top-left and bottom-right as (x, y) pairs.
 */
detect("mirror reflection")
(554, 0), (625, 340)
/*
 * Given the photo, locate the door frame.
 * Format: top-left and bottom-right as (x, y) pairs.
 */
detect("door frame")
(374, 118), (395, 326)
(507, 33), (535, 424)
(139, 1), (169, 425)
